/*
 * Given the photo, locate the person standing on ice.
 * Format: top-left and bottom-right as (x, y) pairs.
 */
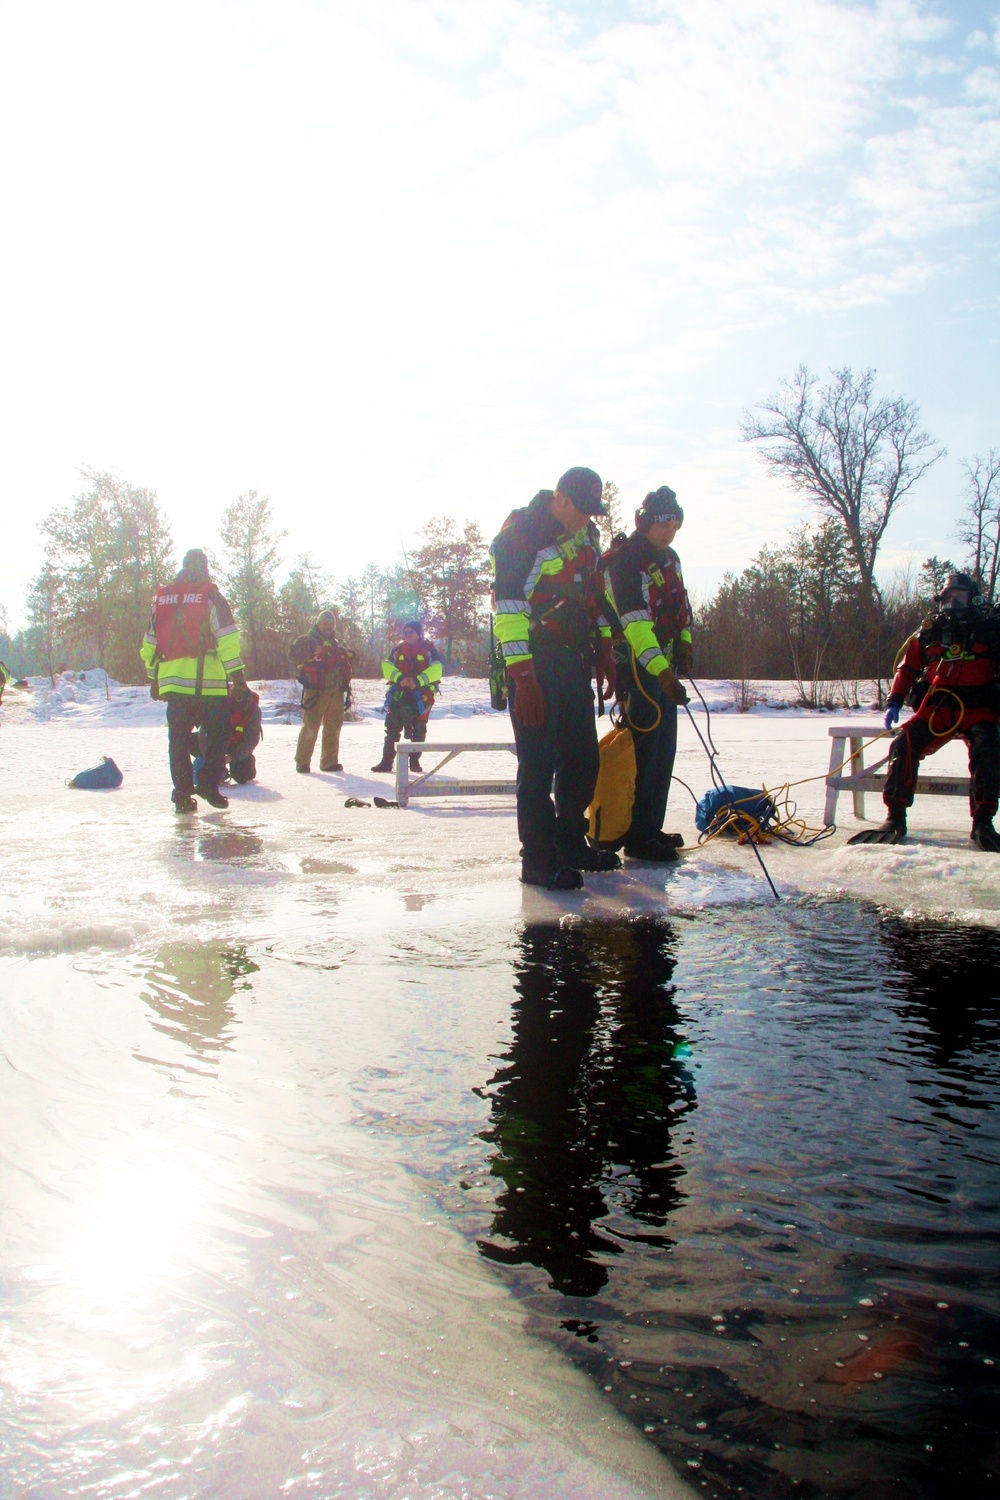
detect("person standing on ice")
(291, 610), (353, 773)
(848, 571), (1000, 851)
(490, 466), (620, 890)
(604, 486), (693, 864)
(371, 620), (443, 774)
(140, 548), (248, 812)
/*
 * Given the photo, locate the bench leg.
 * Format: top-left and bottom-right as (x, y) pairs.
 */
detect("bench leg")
(850, 736), (866, 820)
(396, 745), (409, 808)
(824, 735), (844, 826)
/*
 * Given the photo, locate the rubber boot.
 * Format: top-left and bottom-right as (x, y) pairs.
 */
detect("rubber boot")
(409, 753), (423, 772)
(653, 831), (685, 850)
(520, 858), (584, 891)
(624, 841), (679, 863)
(847, 811), (907, 845)
(971, 818), (1000, 852)
(371, 738), (395, 773)
(173, 794), (197, 814)
(567, 845), (623, 872)
(195, 780), (229, 810)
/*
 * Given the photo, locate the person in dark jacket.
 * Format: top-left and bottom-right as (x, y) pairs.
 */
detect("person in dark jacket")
(140, 548), (247, 811)
(490, 466), (619, 890)
(849, 572), (1000, 850)
(605, 486), (692, 862)
(291, 611), (353, 773)
(193, 686), (263, 784)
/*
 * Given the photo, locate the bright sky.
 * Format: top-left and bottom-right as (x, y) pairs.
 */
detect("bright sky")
(1, 0), (997, 627)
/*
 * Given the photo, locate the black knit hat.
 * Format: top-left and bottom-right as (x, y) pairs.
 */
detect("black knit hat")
(636, 486), (683, 530)
(180, 548), (210, 580)
(402, 619), (423, 634)
(555, 466), (606, 515)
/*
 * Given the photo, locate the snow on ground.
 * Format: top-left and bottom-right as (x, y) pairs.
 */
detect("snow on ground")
(1, 670), (997, 958)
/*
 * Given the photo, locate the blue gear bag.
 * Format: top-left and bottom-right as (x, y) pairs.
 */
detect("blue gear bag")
(68, 756), (123, 790)
(695, 784), (776, 836)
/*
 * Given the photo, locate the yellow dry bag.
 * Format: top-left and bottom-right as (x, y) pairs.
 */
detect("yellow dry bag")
(587, 724), (636, 848)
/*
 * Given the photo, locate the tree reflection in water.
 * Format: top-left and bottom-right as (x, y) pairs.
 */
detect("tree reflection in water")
(478, 917), (696, 1298)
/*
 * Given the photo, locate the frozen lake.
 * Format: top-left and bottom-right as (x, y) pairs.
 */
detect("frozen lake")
(0, 676), (998, 1496)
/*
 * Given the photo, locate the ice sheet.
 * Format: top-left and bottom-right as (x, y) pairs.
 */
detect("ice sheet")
(1, 673), (997, 956)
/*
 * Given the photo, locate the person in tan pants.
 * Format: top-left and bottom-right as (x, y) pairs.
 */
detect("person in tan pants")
(291, 611), (353, 773)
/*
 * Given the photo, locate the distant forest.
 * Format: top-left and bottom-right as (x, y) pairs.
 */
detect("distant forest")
(2, 368), (997, 702)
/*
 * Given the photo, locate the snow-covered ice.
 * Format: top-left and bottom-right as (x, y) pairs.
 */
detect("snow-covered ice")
(1, 669), (997, 958)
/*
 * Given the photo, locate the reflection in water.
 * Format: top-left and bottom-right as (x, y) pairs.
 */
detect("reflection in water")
(479, 917), (695, 1297)
(140, 943), (258, 1062)
(470, 908), (1000, 1500)
(195, 827), (265, 863)
(881, 915), (1000, 1071)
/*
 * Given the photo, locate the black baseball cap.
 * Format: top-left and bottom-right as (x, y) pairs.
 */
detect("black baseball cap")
(556, 466), (606, 515)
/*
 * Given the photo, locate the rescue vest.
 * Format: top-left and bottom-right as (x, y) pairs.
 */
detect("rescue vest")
(389, 642), (438, 684)
(153, 583), (214, 660)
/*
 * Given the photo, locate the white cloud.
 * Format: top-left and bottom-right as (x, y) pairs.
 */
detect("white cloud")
(0, 0), (996, 623)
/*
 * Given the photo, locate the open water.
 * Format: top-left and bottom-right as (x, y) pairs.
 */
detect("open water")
(1, 897), (998, 1498)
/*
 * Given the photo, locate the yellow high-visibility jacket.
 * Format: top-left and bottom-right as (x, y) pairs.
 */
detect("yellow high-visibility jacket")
(140, 578), (244, 696)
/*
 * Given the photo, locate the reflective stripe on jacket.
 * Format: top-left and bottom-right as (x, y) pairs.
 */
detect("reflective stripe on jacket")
(489, 490), (612, 665)
(381, 640), (443, 692)
(606, 531), (692, 676)
(140, 579), (244, 696)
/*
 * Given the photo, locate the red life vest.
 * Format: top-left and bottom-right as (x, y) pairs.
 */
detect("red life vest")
(390, 641), (436, 682)
(153, 582), (214, 659)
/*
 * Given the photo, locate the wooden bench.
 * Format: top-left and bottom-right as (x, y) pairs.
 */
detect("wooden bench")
(395, 740), (518, 808)
(824, 723), (971, 825)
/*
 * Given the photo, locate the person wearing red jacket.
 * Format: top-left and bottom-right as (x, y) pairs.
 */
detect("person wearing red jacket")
(849, 572), (1000, 850)
(371, 621), (443, 773)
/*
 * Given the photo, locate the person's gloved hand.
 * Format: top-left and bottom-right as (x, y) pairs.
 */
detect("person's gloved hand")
(658, 666), (689, 705)
(884, 701), (901, 731)
(673, 641), (693, 677)
(508, 659), (545, 727)
(595, 637), (616, 699)
(230, 672), (249, 702)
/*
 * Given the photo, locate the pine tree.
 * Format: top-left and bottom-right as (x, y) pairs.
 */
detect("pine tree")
(218, 491), (285, 678)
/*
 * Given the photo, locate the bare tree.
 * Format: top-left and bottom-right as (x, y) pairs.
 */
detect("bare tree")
(955, 448), (1000, 603)
(741, 366), (944, 613)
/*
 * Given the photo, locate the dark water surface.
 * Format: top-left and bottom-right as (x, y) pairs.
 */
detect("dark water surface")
(425, 905), (1000, 1499)
(2, 899), (999, 1497)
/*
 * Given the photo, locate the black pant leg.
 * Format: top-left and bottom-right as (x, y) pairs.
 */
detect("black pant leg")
(622, 658), (676, 845)
(199, 697), (232, 788)
(509, 670), (560, 864)
(548, 654), (600, 863)
(165, 696), (199, 797)
(966, 721), (1000, 820)
(883, 719), (934, 811)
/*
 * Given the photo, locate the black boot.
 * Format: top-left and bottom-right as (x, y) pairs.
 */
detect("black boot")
(971, 818), (1000, 852)
(624, 840), (679, 863)
(520, 858), (584, 891)
(195, 780), (229, 810)
(173, 793), (197, 814)
(409, 753), (423, 772)
(371, 739), (395, 774)
(566, 845), (622, 872)
(653, 830), (685, 850)
(847, 812), (907, 845)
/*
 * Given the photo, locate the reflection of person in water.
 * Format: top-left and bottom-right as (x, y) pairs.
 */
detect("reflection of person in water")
(140, 944), (258, 1061)
(880, 915), (1000, 1073)
(478, 918), (696, 1297)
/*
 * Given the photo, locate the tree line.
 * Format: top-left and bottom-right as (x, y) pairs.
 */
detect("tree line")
(2, 366), (996, 693)
(3, 472), (491, 685)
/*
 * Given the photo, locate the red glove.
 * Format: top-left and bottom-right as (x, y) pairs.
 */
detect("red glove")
(596, 637), (616, 699)
(508, 659), (545, 727)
